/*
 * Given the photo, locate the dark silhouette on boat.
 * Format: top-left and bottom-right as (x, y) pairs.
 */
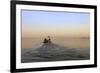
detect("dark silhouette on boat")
(43, 36), (51, 44)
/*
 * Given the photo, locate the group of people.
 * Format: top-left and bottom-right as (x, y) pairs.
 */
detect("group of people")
(43, 36), (51, 44)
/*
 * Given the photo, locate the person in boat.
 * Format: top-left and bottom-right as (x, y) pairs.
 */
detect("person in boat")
(43, 38), (48, 44)
(47, 36), (51, 43)
(43, 36), (51, 44)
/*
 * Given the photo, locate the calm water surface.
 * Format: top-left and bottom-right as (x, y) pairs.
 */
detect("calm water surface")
(22, 37), (90, 49)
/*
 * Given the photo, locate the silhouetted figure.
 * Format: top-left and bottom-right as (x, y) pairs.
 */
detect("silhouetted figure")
(43, 36), (51, 44)
(48, 36), (51, 43)
(43, 38), (48, 44)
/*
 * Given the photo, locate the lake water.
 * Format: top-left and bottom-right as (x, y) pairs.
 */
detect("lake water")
(21, 37), (90, 63)
(22, 37), (90, 49)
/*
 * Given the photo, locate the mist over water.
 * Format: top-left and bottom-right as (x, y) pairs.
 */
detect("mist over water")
(21, 10), (90, 63)
(22, 37), (90, 49)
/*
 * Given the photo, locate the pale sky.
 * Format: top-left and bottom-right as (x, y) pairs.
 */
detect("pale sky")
(21, 10), (90, 38)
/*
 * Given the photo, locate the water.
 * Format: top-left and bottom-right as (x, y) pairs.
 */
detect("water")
(22, 37), (90, 49)
(21, 37), (90, 63)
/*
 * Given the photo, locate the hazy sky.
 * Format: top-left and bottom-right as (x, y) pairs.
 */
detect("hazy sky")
(21, 10), (90, 38)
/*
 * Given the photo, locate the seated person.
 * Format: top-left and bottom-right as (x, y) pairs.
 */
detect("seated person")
(43, 38), (48, 44)
(48, 36), (51, 43)
(43, 36), (51, 44)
